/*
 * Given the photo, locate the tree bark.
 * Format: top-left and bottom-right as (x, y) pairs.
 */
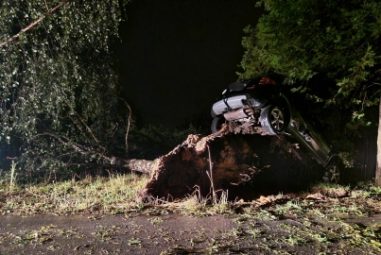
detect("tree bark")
(376, 98), (381, 186)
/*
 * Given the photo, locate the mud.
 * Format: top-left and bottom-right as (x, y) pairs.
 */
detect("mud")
(0, 212), (380, 255)
(0, 215), (235, 255)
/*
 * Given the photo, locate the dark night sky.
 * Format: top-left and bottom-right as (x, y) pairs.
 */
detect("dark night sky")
(119, 0), (260, 128)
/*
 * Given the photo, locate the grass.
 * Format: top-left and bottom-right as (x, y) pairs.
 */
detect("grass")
(0, 179), (380, 254)
(93, 225), (119, 242)
(1, 174), (380, 224)
(9, 160), (17, 191)
(0, 174), (233, 216)
(153, 189), (233, 216)
(1, 224), (80, 247)
(1, 176), (381, 220)
(0, 174), (149, 215)
(274, 200), (303, 217)
(1, 178), (378, 218)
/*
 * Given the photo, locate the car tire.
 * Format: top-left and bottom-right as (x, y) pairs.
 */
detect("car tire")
(269, 104), (290, 133)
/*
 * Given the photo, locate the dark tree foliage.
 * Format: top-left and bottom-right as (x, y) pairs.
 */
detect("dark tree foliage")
(241, 0), (381, 123)
(240, 0), (381, 183)
(0, 0), (129, 182)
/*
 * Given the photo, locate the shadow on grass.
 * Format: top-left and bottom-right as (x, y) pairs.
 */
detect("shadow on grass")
(226, 165), (326, 201)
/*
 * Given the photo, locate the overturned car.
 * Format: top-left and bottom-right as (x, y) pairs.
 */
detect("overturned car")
(210, 76), (337, 173)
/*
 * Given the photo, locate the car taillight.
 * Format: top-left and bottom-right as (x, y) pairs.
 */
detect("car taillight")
(259, 76), (276, 86)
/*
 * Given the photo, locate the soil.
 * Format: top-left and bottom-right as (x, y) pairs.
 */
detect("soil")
(141, 133), (324, 200)
(0, 214), (235, 255)
(0, 212), (380, 255)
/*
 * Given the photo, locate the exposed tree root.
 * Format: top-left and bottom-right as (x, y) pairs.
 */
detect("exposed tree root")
(134, 128), (323, 200)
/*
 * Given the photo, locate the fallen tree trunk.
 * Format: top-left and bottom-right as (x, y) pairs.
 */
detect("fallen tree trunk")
(137, 129), (323, 200)
(123, 159), (156, 175)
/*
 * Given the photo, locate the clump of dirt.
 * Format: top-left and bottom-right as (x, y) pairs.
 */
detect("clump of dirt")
(140, 132), (324, 200)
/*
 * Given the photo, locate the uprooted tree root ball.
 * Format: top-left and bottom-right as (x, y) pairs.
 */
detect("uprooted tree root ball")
(137, 130), (324, 201)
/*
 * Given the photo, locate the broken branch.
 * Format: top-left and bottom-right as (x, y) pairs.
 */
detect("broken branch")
(0, 0), (69, 48)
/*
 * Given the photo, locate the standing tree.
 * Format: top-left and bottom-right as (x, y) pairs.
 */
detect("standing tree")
(0, 0), (129, 182)
(240, 0), (381, 185)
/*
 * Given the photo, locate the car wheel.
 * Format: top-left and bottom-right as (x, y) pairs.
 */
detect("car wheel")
(266, 103), (290, 134)
(211, 116), (226, 133)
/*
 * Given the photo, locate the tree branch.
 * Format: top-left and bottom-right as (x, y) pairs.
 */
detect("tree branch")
(68, 113), (105, 151)
(121, 99), (133, 156)
(34, 133), (153, 175)
(0, 0), (69, 48)
(39, 132), (105, 159)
